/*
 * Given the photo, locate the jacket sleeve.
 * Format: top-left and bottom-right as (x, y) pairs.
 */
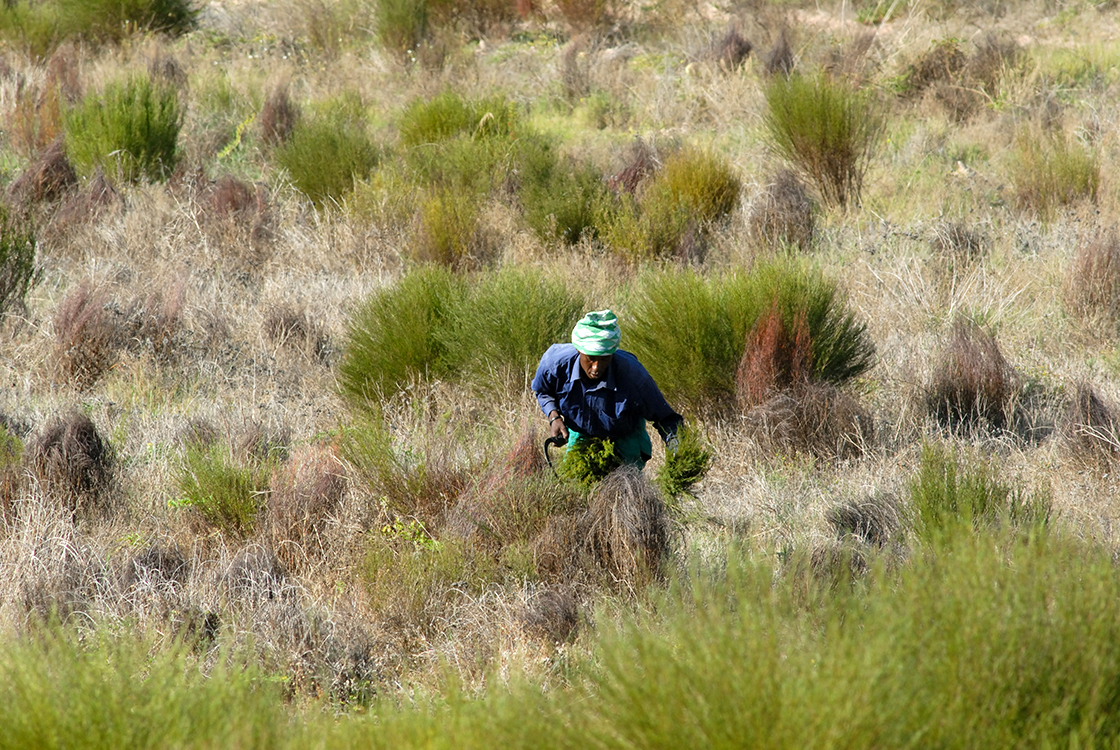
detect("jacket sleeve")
(531, 350), (559, 417)
(635, 367), (683, 442)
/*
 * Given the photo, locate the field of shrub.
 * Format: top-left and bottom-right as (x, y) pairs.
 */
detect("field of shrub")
(1, 0), (1120, 744)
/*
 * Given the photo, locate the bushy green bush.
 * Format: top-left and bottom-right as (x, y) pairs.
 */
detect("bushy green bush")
(657, 425), (712, 501)
(413, 186), (483, 268)
(558, 437), (621, 487)
(0, 0), (197, 58)
(764, 73), (884, 210)
(1010, 130), (1099, 219)
(399, 90), (517, 147)
(64, 75), (182, 183)
(908, 442), (1051, 544)
(440, 266), (586, 391)
(275, 106), (380, 208)
(173, 443), (273, 538)
(604, 147), (741, 260)
(521, 155), (609, 245)
(375, 0), (427, 58)
(625, 260), (875, 413)
(340, 265), (463, 408)
(0, 207), (38, 317)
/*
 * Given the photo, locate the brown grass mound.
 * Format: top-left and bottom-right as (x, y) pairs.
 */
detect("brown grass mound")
(263, 303), (330, 360)
(1062, 382), (1120, 464)
(927, 319), (1018, 430)
(532, 512), (588, 582)
(0, 425), (22, 532)
(764, 28), (794, 77)
(748, 169), (815, 252)
(711, 26), (752, 71)
(6, 137), (77, 206)
(967, 31), (1023, 95)
(745, 382), (873, 460)
(239, 421), (291, 462)
(223, 547), (291, 605)
(267, 445), (346, 571)
(932, 220), (986, 273)
(736, 301), (812, 409)
(607, 139), (659, 196)
(19, 536), (109, 622)
(178, 418), (219, 451)
(521, 586), (580, 643)
(51, 283), (121, 390)
(208, 174), (257, 216)
(126, 544), (191, 588)
(48, 168), (122, 235)
(585, 466), (669, 589)
(902, 38), (967, 98)
(1067, 227), (1120, 324)
(260, 85), (300, 146)
(27, 411), (115, 520)
(826, 493), (899, 546)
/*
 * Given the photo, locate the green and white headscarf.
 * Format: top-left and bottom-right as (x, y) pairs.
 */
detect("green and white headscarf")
(572, 309), (621, 356)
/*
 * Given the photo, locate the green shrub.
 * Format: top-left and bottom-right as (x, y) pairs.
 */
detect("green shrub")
(0, 207), (38, 317)
(1010, 130), (1099, 219)
(604, 147), (740, 261)
(375, 0), (427, 58)
(0, 0), (197, 58)
(173, 443), (273, 538)
(558, 437), (621, 487)
(764, 73), (884, 210)
(413, 187), (483, 268)
(657, 425), (712, 501)
(399, 90), (517, 147)
(64, 75), (182, 183)
(340, 265), (463, 409)
(275, 108), (380, 208)
(625, 260), (875, 413)
(908, 442), (1051, 544)
(521, 155), (608, 245)
(440, 266), (586, 391)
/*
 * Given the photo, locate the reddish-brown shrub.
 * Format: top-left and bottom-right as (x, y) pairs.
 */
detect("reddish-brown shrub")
(711, 26), (752, 71)
(209, 174), (256, 216)
(47, 168), (122, 235)
(52, 283), (121, 390)
(1062, 382), (1120, 463)
(259, 85), (300, 146)
(6, 137), (77, 206)
(745, 382), (873, 460)
(764, 28), (794, 77)
(27, 411), (115, 519)
(927, 319), (1017, 430)
(748, 169), (815, 252)
(1067, 228), (1120, 324)
(736, 300), (812, 409)
(607, 139), (659, 196)
(267, 445), (346, 571)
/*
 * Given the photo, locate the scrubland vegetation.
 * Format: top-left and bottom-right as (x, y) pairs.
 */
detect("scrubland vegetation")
(2, 0), (1120, 745)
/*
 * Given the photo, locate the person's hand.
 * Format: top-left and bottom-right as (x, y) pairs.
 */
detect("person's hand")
(548, 411), (569, 442)
(665, 432), (680, 455)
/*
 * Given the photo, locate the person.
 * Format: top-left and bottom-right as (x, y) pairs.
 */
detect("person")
(531, 309), (683, 468)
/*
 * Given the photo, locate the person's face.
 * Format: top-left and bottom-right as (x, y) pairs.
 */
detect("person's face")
(579, 353), (613, 381)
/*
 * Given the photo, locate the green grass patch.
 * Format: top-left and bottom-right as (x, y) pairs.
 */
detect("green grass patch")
(64, 74), (182, 183)
(275, 103), (380, 208)
(173, 443), (273, 538)
(0, 206), (38, 318)
(764, 73), (884, 210)
(0, 0), (197, 58)
(1010, 130), (1099, 220)
(399, 90), (517, 147)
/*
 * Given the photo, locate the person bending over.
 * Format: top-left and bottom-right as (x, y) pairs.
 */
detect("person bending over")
(531, 309), (683, 469)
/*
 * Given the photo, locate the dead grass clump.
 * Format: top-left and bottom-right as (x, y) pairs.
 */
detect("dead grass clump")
(51, 283), (121, 390)
(745, 382), (873, 460)
(223, 547), (291, 605)
(521, 587), (579, 643)
(238, 421), (291, 462)
(927, 319), (1018, 431)
(967, 31), (1023, 96)
(47, 168), (122, 236)
(585, 466), (669, 589)
(932, 220), (986, 272)
(555, 0), (613, 30)
(178, 418), (219, 451)
(826, 493), (900, 546)
(901, 38), (967, 97)
(260, 85), (300, 146)
(1061, 382), (1120, 465)
(1067, 228), (1120, 324)
(266, 445), (346, 571)
(736, 301), (812, 409)
(747, 169), (815, 252)
(264, 303), (330, 360)
(607, 139), (659, 196)
(126, 544), (190, 588)
(6, 137), (77, 207)
(27, 411), (115, 520)
(764, 28), (794, 77)
(126, 284), (186, 364)
(710, 26), (751, 71)
(0, 423), (23, 531)
(19, 536), (110, 622)
(208, 174), (257, 216)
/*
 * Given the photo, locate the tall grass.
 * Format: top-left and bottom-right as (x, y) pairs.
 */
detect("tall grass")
(764, 73), (884, 210)
(64, 75), (182, 183)
(174, 443), (273, 538)
(1010, 130), (1100, 219)
(625, 260), (875, 413)
(275, 109), (380, 208)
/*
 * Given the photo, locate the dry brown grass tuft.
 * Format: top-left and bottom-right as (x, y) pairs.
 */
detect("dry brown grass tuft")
(745, 382), (873, 460)
(266, 445), (346, 572)
(763, 27), (795, 77)
(520, 586), (579, 643)
(127, 283), (186, 364)
(18, 533), (110, 622)
(126, 543), (191, 588)
(223, 546), (292, 605)
(260, 85), (300, 146)
(1061, 382), (1120, 465)
(26, 411), (115, 521)
(178, 418), (219, 451)
(46, 168), (122, 239)
(902, 39), (967, 98)
(532, 513), (588, 582)
(263, 302), (330, 360)
(710, 26), (752, 71)
(0, 425), (23, 533)
(6, 137), (77, 207)
(927, 319), (1018, 431)
(238, 421), (291, 462)
(51, 283), (121, 390)
(1066, 227), (1120, 325)
(607, 139), (659, 196)
(736, 301), (812, 409)
(931, 220), (986, 274)
(585, 466), (669, 590)
(826, 493), (899, 546)
(747, 169), (815, 252)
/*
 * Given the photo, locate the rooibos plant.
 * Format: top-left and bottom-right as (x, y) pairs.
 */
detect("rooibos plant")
(275, 109), (380, 208)
(174, 442), (272, 538)
(64, 75), (182, 183)
(763, 72), (884, 210)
